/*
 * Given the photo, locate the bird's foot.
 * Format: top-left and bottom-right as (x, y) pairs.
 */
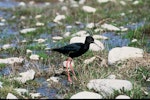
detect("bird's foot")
(68, 77), (72, 83)
(74, 76), (77, 80)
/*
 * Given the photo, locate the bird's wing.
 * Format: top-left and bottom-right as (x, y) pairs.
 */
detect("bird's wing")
(62, 43), (83, 53)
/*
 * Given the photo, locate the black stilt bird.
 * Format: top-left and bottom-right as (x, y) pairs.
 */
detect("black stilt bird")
(51, 36), (97, 83)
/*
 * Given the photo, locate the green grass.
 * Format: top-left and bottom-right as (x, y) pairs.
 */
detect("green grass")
(0, 0), (150, 99)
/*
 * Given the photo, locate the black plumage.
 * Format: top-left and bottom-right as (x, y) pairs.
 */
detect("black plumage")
(51, 36), (95, 83)
(51, 36), (94, 58)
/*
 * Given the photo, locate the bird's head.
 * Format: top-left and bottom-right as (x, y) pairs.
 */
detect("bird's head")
(85, 36), (102, 49)
(85, 36), (94, 44)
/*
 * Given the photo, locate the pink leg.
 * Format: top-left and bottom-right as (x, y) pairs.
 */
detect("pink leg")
(69, 59), (77, 80)
(66, 59), (72, 83)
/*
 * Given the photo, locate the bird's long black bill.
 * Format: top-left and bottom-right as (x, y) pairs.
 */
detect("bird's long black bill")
(93, 42), (102, 49)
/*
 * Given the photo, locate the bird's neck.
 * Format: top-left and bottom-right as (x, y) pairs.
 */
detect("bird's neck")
(83, 42), (90, 49)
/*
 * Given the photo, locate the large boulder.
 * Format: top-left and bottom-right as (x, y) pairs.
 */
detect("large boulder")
(108, 46), (143, 65)
(70, 91), (102, 99)
(87, 79), (132, 97)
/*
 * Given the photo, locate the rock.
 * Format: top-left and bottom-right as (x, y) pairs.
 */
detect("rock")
(93, 35), (108, 40)
(70, 36), (104, 51)
(115, 95), (130, 99)
(101, 23), (120, 31)
(82, 6), (96, 13)
(29, 93), (41, 99)
(14, 88), (28, 95)
(107, 74), (116, 79)
(36, 22), (44, 26)
(29, 54), (39, 60)
(86, 23), (95, 29)
(0, 57), (24, 64)
(18, 2), (26, 7)
(84, 56), (96, 64)
(133, 0), (139, 5)
(131, 39), (137, 43)
(63, 32), (71, 37)
(63, 60), (74, 68)
(74, 30), (88, 37)
(52, 36), (63, 40)
(70, 91), (102, 99)
(14, 69), (35, 83)
(20, 28), (36, 34)
(97, 0), (110, 3)
(26, 49), (32, 54)
(47, 76), (60, 83)
(34, 38), (47, 43)
(6, 93), (18, 99)
(35, 14), (42, 19)
(0, 22), (5, 26)
(0, 81), (2, 88)
(108, 47), (144, 65)
(53, 15), (66, 24)
(2, 44), (12, 50)
(87, 79), (132, 97)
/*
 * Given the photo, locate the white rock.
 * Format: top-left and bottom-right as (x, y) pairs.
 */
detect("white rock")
(97, 0), (110, 3)
(61, 6), (68, 11)
(70, 36), (104, 51)
(79, 0), (86, 4)
(86, 23), (95, 29)
(2, 44), (12, 50)
(74, 30), (88, 36)
(0, 57), (24, 64)
(84, 56), (96, 64)
(101, 23), (120, 31)
(108, 47), (144, 65)
(36, 22), (44, 26)
(14, 88), (28, 95)
(93, 35), (108, 40)
(146, 77), (150, 82)
(21, 39), (27, 43)
(53, 15), (66, 23)
(26, 49), (32, 54)
(120, 12), (125, 16)
(120, 1), (126, 6)
(70, 91), (102, 99)
(47, 76), (60, 83)
(29, 54), (39, 60)
(1, 18), (6, 22)
(29, 93), (41, 99)
(0, 22), (5, 26)
(20, 28), (36, 34)
(115, 95), (130, 99)
(34, 38), (47, 43)
(120, 26), (128, 31)
(131, 39), (137, 43)
(45, 2), (50, 6)
(63, 60), (74, 68)
(94, 28), (103, 33)
(133, 0), (139, 5)
(20, 16), (26, 20)
(18, 2), (26, 7)
(35, 15), (42, 19)
(0, 81), (2, 88)
(90, 40), (105, 51)
(14, 69), (35, 83)
(63, 32), (71, 37)
(107, 74), (116, 79)
(82, 6), (96, 13)
(87, 79), (132, 97)
(6, 93), (18, 99)
(52, 36), (63, 40)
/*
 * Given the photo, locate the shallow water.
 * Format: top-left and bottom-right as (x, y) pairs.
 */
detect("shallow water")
(0, 0), (149, 99)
